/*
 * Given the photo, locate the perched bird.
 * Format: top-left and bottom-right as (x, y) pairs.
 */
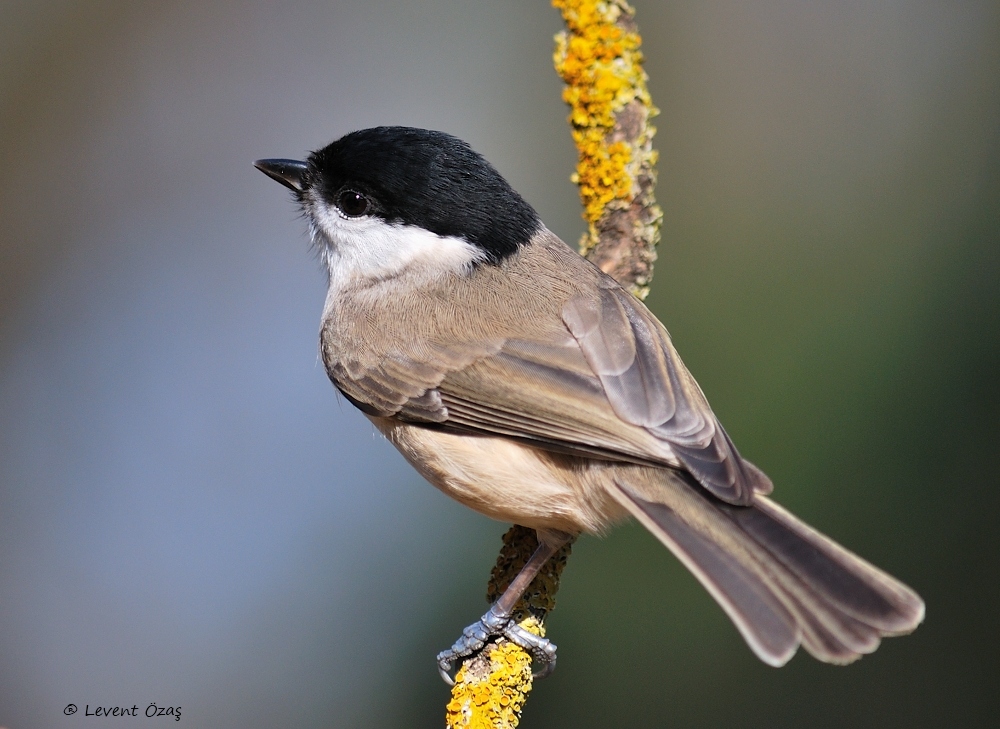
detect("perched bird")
(255, 126), (924, 682)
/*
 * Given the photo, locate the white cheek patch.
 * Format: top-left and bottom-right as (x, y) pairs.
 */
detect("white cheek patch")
(308, 197), (486, 289)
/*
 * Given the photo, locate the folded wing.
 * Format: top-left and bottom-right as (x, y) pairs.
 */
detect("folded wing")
(563, 285), (770, 504)
(327, 279), (770, 506)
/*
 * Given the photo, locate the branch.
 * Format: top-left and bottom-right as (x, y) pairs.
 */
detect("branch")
(445, 2), (661, 726)
(555, 0), (662, 300)
(445, 528), (572, 728)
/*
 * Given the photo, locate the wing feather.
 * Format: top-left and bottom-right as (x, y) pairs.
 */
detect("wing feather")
(566, 287), (766, 504)
(323, 252), (769, 504)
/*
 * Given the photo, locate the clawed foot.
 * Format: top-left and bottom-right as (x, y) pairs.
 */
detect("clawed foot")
(436, 603), (558, 685)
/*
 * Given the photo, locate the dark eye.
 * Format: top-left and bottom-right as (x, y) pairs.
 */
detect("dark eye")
(337, 190), (370, 217)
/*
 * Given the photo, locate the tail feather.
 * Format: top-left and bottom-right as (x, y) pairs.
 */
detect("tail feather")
(610, 469), (924, 666)
(728, 497), (924, 634)
(625, 493), (800, 665)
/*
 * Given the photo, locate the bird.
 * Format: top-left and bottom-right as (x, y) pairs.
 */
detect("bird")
(254, 126), (924, 683)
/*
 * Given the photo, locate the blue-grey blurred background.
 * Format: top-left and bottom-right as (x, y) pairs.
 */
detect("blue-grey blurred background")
(1, 1), (997, 726)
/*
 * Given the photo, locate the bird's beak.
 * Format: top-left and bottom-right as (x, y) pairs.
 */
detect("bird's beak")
(254, 158), (308, 193)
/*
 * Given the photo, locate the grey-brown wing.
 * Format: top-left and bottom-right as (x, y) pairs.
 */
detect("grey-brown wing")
(328, 285), (768, 505)
(436, 333), (685, 464)
(326, 339), (499, 424)
(563, 285), (770, 505)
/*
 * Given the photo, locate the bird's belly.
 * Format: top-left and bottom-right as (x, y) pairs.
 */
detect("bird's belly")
(368, 416), (628, 534)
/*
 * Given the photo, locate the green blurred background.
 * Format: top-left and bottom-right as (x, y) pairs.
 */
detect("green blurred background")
(1, 1), (997, 726)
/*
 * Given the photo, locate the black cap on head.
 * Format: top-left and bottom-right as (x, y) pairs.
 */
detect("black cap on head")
(306, 127), (541, 264)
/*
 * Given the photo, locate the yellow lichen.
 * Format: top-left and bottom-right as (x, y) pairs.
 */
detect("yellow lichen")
(444, 619), (541, 729)
(553, 0), (659, 262)
(446, 529), (572, 728)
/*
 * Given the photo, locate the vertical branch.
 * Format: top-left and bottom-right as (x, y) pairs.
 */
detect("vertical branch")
(554, 0), (662, 299)
(445, 528), (572, 729)
(446, 2), (660, 726)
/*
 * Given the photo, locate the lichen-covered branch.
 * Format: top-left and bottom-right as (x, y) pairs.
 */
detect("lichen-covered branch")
(445, 528), (572, 728)
(554, 0), (662, 300)
(445, 2), (660, 726)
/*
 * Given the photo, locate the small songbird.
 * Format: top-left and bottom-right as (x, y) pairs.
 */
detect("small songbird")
(255, 126), (923, 682)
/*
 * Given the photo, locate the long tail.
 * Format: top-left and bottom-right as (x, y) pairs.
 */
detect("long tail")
(609, 469), (925, 666)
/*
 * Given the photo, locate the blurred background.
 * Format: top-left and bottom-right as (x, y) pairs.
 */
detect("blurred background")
(1, 0), (997, 726)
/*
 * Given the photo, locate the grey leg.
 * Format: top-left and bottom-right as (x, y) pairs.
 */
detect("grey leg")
(437, 529), (572, 685)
